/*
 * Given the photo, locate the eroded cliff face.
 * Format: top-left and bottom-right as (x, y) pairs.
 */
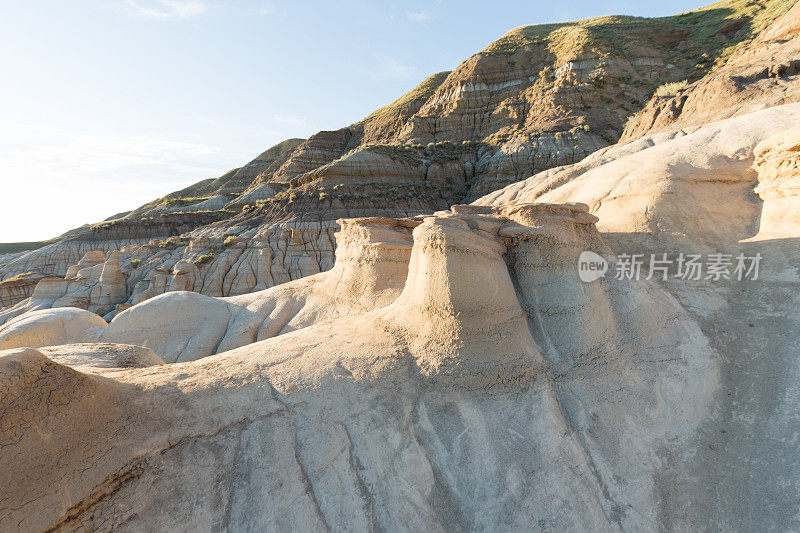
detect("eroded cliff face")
(5, 0), (796, 318)
(3, 88), (800, 533)
(479, 102), (800, 246)
(0, 201), (722, 531)
(751, 125), (800, 238)
(5, 1), (796, 297)
(246, 1), (793, 208)
(0, 273), (44, 309)
(261, 0), (796, 204)
(3, 5), (800, 529)
(621, 0), (800, 141)
(0, 222), (338, 321)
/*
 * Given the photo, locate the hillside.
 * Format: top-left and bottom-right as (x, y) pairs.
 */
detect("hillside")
(3, 0), (797, 318)
(622, 0), (800, 139)
(78, 0), (800, 219)
(3, 0), (800, 530)
(4, 98), (800, 527)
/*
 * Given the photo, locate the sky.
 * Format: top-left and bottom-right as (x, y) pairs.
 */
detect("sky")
(0, 0), (707, 242)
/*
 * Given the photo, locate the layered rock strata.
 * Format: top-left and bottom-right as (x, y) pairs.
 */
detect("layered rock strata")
(621, 0), (800, 141)
(0, 199), (718, 530)
(752, 125), (800, 238)
(0, 273), (47, 309)
(479, 102), (800, 248)
(3, 1), (796, 307)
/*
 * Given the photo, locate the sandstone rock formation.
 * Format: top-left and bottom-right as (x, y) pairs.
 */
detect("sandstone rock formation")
(39, 343), (164, 370)
(3, 2), (800, 530)
(0, 308), (107, 351)
(0, 272), (46, 309)
(479, 102), (800, 247)
(0, 221), (343, 326)
(0, 200), (720, 531)
(621, 0), (800, 140)
(0, 251), (130, 326)
(4, 0), (794, 302)
(97, 216), (417, 363)
(752, 125), (800, 238)
(476, 103), (800, 529)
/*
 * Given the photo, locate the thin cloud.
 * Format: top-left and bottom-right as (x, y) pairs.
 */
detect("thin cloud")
(406, 1), (439, 23)
(406, 11), (430, 22)
(126, 0), (208, 19)
(0, 130), (220, 181)
(0, 129), (225, 241)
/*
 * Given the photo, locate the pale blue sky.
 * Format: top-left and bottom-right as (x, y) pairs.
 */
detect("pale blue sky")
(0, 0), (706, 242)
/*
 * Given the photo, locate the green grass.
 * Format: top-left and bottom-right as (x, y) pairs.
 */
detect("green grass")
(193, 253), (215, 265)
(0, 239), (58, 254)
(158, 196), (212, 208)
(103, 210), (132, 222)
(483, 15), (680, 57)
(356, 71), (451, 125)
(157, 238), (190, 250)
(424, 140), (474, 163)
(154, 179), (218, 207)
(624, 112), (641, 131)
(192, 242), (229, 265)
(655, 80), (689, 97)
(481, 0), (795, 76)
(671, 0), (796, 70)
(92, 210), (236, 232)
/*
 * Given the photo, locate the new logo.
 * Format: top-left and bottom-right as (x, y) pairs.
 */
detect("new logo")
(578, 251), (608, 282)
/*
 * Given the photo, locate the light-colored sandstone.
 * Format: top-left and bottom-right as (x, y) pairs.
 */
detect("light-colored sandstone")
(479, 102), (800, 248)
(39, 342), (164, 370)
(0, 199), (720, 531)
(0, 308), (106, 351)
(751, 125), (800, 238)
(1, 5), (800, 530)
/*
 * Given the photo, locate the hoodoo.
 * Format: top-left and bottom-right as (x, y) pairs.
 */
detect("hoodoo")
(3, 0), (800, 529)
(381, 212), (543, 385)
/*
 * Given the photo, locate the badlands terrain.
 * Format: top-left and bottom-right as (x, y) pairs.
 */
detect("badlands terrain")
(2, 0), (800, 530)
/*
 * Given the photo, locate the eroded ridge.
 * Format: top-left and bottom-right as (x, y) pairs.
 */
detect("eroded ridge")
(0, 202), (718, 531)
